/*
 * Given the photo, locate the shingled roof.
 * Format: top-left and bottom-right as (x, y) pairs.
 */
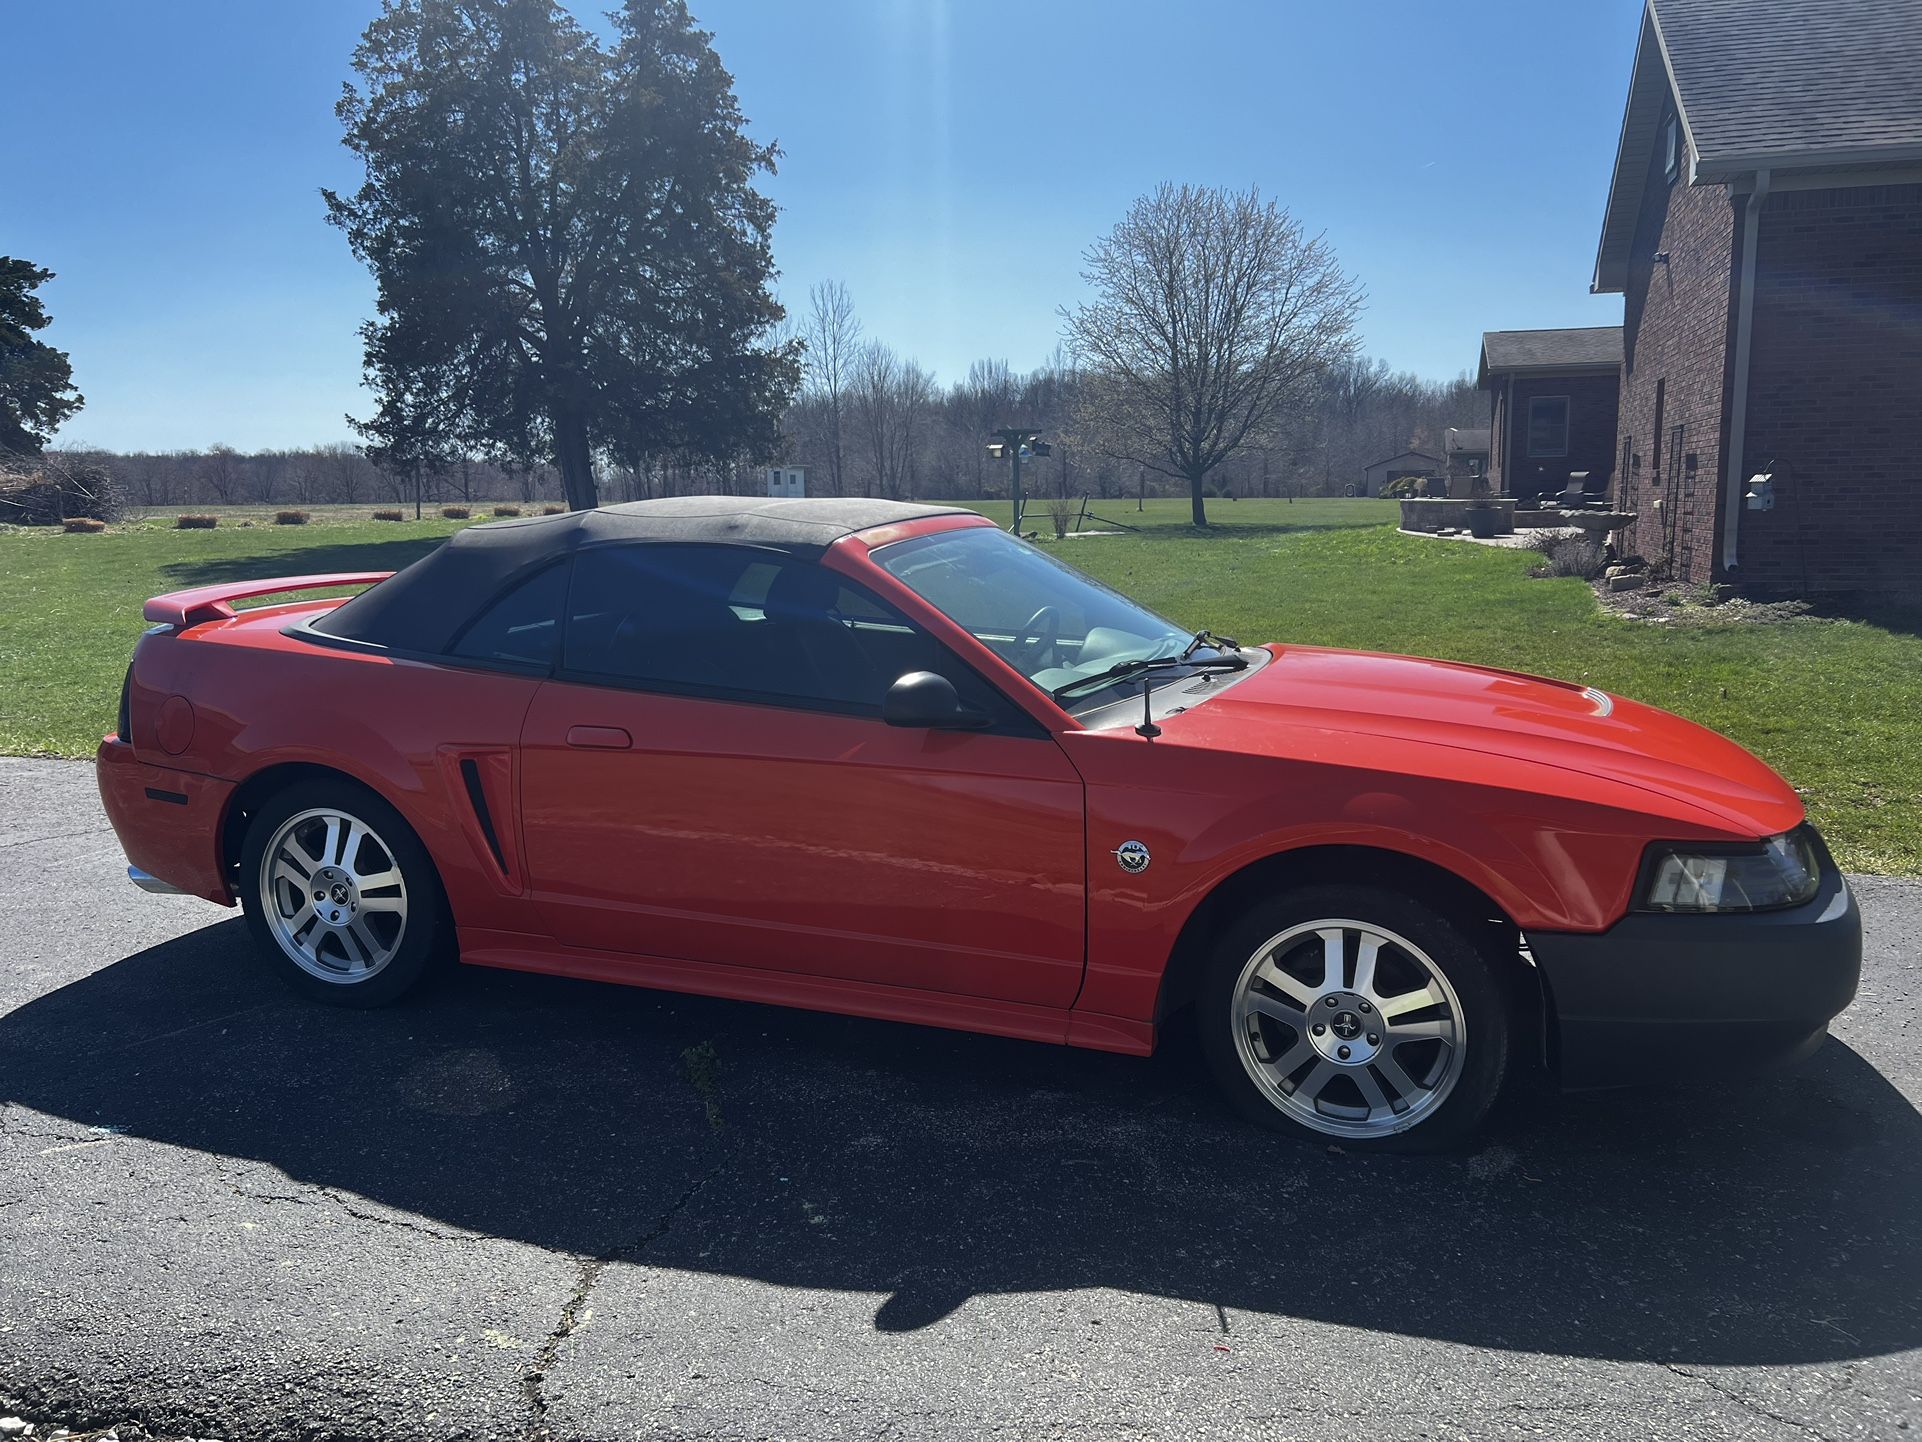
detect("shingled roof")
(1594, 0), (1922, 292)
(1659, 0), (1922, 171)
(1477, 327), (1623, 385)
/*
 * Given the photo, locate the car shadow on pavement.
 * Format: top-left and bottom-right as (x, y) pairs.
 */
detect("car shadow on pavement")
(4, 916), (1919, 1369)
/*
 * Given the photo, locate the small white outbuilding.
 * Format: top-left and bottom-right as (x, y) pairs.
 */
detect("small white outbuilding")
(767, 466), (807, 498)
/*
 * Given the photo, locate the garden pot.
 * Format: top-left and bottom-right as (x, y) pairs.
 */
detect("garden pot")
(1465, 505), (1498, 539)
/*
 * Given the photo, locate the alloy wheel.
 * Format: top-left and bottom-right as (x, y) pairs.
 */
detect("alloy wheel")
(1230, 917), (1466, 1139)
(258, 806), (409, 984)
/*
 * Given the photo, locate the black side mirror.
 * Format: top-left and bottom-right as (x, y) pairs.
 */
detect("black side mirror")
(883, 671), (991, 730)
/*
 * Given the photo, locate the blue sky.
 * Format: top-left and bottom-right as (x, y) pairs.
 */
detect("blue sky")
(5, 0), (1641, 452)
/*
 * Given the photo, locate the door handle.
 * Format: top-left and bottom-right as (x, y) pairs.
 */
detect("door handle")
(565, 725), (632, 750)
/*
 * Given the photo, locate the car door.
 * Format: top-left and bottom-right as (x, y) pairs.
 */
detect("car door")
(516, 541), (1086, 1009)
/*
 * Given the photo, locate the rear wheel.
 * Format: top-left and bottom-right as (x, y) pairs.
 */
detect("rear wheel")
(238, 779), (448, 1007)
(1197, 884), (1509, 1152)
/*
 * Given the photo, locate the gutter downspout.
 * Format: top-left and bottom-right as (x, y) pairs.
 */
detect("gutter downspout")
(1721, 167), (1771, 574)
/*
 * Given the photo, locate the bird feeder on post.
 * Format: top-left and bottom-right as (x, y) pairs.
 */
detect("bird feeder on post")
(987, 427), (1051, 534)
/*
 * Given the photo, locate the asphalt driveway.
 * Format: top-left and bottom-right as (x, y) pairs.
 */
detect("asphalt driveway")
(3, 755), (1920, 1441)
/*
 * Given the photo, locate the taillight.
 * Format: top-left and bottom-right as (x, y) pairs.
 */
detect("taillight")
(117, 665), (133, 742)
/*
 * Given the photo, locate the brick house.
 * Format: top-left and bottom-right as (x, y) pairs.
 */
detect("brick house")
(1478, 328), (1623, 502)
(1594, 0), (1922, 599)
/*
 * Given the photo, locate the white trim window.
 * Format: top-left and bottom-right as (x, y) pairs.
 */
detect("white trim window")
(1662, 114), (1680, 182)
(1527, 396), (1571, 458)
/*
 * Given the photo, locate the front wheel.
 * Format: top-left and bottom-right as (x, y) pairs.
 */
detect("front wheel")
(1197, 884), (1510, 1152)
(238, 778), (449, 1008)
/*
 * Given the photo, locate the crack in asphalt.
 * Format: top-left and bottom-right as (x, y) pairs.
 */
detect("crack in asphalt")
(521, 1157), (730, 1442)
(1659, 1362), (1840, 1442)
(0, 826), (112, 850)
(91, 1002), (279, 1059)
(221, 1174), (479, 1245)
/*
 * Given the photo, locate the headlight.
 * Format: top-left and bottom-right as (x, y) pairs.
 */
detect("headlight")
(1637, 826), (1824, 913)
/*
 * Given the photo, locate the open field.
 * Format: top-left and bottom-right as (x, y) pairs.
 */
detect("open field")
(4, 497), (1918, 872)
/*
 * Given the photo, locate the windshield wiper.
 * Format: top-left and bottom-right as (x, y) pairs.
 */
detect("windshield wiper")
(1050, 645), (1246, 703)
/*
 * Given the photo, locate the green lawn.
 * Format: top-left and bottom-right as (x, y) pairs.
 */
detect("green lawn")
(5, 497), (1918, 874)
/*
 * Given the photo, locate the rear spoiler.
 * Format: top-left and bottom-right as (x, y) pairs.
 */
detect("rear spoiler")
(143, 572), (394, 628)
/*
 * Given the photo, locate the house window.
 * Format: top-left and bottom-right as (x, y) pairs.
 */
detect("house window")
(1527, 397), (1570, 458)
(1662, 114), (1679, 182)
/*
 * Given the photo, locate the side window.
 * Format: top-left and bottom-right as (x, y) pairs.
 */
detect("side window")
(563, 544), (754, 692)
(560, 543), (1020, 722)
(449, 562), (568, 668)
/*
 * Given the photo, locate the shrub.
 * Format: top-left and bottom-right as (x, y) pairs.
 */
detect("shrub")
(274, 510), (310, 526)
(541, 504), (565, 515)
(1046, 494), (1077, 539)
(1525, 534), (1606, 580)
(372, 509), (405, 522)
(62, 516), (107, 533)
(441, 505), (472, 520)
(492, 504), (522, 517)
(175, 514), (218, 529)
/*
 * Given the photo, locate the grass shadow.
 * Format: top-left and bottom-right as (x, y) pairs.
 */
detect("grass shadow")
(1800, 595), (1922, 641)
(156, 534), (450, 590)
(1110, 518), (1392, 542)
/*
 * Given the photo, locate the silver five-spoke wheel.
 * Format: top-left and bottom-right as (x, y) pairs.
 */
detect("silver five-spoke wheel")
(1230, 917), (1466, 1140)
(259, 806), (409, 984)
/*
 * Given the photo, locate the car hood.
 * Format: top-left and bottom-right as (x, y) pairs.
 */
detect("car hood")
(1160, 644), (1804, 837)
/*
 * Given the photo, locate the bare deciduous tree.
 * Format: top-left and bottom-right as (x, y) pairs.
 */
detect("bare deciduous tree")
(802, 280), (861, 497)
(201, 444), (244, 505)
(851, 341), (933, 501)
(1063, 183), (1363, 526)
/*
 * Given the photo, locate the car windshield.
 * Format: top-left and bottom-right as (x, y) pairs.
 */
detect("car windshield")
(870, 525), (1230, 711)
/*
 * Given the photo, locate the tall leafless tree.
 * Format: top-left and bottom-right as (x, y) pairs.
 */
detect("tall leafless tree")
(802, 281), (861, 496)
(851, 341), (934, 500)
(201, 444), (244, 505)
(1063, 183), (1363, 526)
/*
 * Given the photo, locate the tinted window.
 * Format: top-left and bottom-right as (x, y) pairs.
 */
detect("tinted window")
(561, 543), (1003, 717)
(449, 562), (567, 667)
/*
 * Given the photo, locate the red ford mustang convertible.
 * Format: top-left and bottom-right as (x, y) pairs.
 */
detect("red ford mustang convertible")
(98, 498), (1860, 1149)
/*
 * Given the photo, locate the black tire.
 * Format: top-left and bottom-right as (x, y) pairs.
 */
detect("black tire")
(237, 777), (450, 1008)
(1195, 883), (1509, 1153)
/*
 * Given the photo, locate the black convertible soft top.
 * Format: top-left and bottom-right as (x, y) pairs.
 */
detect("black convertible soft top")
(312, 496), (973, 655)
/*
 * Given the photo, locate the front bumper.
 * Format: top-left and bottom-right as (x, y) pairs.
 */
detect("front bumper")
(1529, 865), (1861, 1090)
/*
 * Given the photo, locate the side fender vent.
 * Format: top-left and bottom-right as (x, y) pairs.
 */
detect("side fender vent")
(458, 758), (509, 875)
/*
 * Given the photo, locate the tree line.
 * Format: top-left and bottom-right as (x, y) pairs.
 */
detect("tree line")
(37, 347), (1477, 511)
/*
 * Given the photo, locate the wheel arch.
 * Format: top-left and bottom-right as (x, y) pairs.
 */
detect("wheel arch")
(1155, 845), (1549, 1063)
(219, 761), (411, 893)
